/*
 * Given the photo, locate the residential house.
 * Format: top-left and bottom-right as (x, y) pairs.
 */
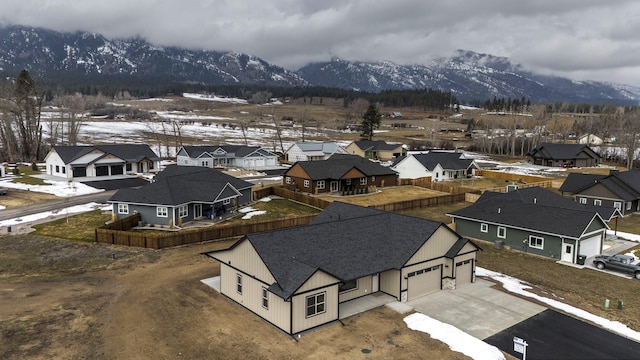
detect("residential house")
(344, 140), (406, 161)
(391, 151), (479, 181)
(448, 186), (610, 264)
(44, 144), (161, 179)
(285, 142), (348, 162)
(559, 170), (640, 216)
(283, 154), (398, 194)
(205, 202), (480, 335)
(577, 134), (604, 146)
(176, 145), (279, 170)
(526, 143), (601, 167)
(108, 165), (253, 226)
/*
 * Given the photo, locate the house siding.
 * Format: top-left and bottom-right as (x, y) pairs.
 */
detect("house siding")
(380, 269), (400, 299)
(338, 276), (372, 303)
(296, 271), (338, 294)
(220, 264), (291, 333)
(215, 240), (276, 284)
(454, 218), (565, 259)
(392, 156), (430, 179)
(291, 284), (339, 334)
(406, 226), (460, 265)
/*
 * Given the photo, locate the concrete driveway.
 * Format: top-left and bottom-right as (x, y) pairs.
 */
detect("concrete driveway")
(407, 278), (545, 340)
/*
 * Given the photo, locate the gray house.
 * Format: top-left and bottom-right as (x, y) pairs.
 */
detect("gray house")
(205, 202), (480, 335)
(448, 187), (610, 264)
(526, 143), (601, 167)
(108, 165), (253, 226)
(560, 170), (640, 216)
(176, 145), (279, 170)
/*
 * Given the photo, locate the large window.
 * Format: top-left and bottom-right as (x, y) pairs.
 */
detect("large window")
(360, 177), (367, 185)
(236, 274), (243, 294)
(529, 235), (544, 249)
(497, 226), (506, 239)
(304, 180), (310, 188)
(262, 287), (269, 309)
(178, 205), (188, 218)
(317, 180), (325, 189)
(339, 279), (357, 293)
(157, 207), (168, 217)
(480, 223), (488, 233)
(305, 292), (326, 317)
(117, 203), (129, 214)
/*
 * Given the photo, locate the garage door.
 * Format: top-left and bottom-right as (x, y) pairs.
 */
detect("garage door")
(407, 265), (441, 300)
(455, 259), (473, 286)
(579, 235), (601, 257)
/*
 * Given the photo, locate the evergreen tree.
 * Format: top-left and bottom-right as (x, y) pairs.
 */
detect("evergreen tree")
(361, 105), (381, 141)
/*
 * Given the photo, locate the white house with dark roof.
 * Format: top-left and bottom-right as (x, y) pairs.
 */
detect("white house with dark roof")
(108, 165), (253, 226)
(205, 202), (480, 335)
(391, 151), (478, 181)
(176, 145), (279, 170)
(44, 144), (161, 179)
(285, 142), (348, 162)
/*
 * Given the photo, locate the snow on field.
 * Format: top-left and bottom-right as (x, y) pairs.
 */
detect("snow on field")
(182, 93), (248, 104)
(0, 177), (103, 197)
(0, 202), (110, 227)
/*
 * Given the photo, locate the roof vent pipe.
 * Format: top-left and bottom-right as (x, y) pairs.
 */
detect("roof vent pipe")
(534, 198), (537, 204)
(498, 207), (501, 214)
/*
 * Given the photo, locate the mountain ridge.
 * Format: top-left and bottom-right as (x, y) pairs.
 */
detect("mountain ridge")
(1, 25), (639, 105)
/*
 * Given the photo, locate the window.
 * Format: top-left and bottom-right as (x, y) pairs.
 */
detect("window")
(579, 198), (586, 204)
(236, 274), (243, 294)
(317, 180), (325, 189)
(614, 202), (622, 210)
(262, 287), (269, 309)
(339, 279), (357, 293)
(304, 180), (310, 188)
(285, 176), (292, 184)
(360, 177), (367, 185)
(497, 226), (506, 239)
(480, 223), (488, 233)
(55, 165), (60, 173)
(117, 203), (129, 214)
(594, 199), (602, 206)
(529, 235), (544, 249)
(156, 207), (168, 217)
(178, 205), (188, 218)
(149, 162), (154, 169)
(371, 176), (375, 182)
(126, 163), (132, 171)
(62, 167), (66, 174)
(627, 202), (632, 211)
(346, 179), (351, 185)
(223, 198), (231, 205)
(306, 292), (325, 317)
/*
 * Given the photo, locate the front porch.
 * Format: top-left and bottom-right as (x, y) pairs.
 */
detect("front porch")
(338, 292), (397, 319)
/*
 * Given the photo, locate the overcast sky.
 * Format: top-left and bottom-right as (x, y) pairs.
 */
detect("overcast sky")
(2, 0), (640, 86)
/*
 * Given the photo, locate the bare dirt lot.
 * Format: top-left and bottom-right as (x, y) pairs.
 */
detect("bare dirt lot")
(0, 189), (59, 209)
(0, 235), (474, 360)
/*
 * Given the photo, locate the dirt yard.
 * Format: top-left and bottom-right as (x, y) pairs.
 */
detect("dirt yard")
(316, 186), (448, 207)
(0, 235), (476, 360)
(0, 189), (59, 208)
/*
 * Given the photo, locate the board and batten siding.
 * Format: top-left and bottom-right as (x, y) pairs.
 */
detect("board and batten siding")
(213, 240), (276, 285)
(380, 269), (400, 299)
(290, 284), (339, 334)
(295, 271), (339, 294)
(406, 226), (460, 265)
(338, 276), (372, 303)
(219, 264), (291, 333)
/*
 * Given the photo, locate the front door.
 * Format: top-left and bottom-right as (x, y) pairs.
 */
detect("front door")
(562, 243), (574, 263)
(330, 181), (339, 192)
(194, 204), (202, 218)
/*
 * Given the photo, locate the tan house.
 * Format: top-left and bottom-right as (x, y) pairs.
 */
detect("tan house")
(345, 140), (406, 161)
(205, 202), (480, 335)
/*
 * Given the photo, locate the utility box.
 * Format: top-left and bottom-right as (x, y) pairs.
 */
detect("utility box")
(577, 255), (587, 265)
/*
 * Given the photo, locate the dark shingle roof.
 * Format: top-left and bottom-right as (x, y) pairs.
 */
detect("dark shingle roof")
(52, 144), (160, 163)
(290, 154), (397, 180)
(410, 151), (475, 171)
(227, 202), (471, 299)
(181, 145), (273, 158)
(353, 140), (402, 151)
(559, 173), (607, 193)
(448, 187), (608, 238)
(108, 165), (253, 206)
(527, 143), (600, 160)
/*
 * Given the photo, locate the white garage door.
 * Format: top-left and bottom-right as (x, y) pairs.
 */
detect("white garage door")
(580, 235), (602, 257)
(407, 265), (441, 300)
(455, 259), (473, 286)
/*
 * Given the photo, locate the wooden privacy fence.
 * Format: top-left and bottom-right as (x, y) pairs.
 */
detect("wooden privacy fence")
(271, 186), (332, 209)
(96, 214), (317, 249)
(475, 170), (555, 183)
(370, 193), (466, 212)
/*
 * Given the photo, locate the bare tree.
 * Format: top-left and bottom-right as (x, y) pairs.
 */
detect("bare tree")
(618, 107), (640, 169)
(56, 92), (87, 145)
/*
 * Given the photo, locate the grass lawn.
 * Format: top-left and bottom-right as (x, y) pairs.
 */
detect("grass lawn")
(613, 214), (640, 234)
(316, 186), (447, 207)
(10, 165), (49, 186)
(219, 198), (321, 225)
(32, 210), (112, 242)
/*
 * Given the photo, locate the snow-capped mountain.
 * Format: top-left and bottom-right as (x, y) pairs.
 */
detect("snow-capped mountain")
(298, 50), (640, 104)
(1, 25), (639, 105)
(0, 25), (307, 87)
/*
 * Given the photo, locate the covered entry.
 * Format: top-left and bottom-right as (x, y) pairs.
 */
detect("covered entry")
(455, 259), (474, 286)
(407, 265), (441, 300)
